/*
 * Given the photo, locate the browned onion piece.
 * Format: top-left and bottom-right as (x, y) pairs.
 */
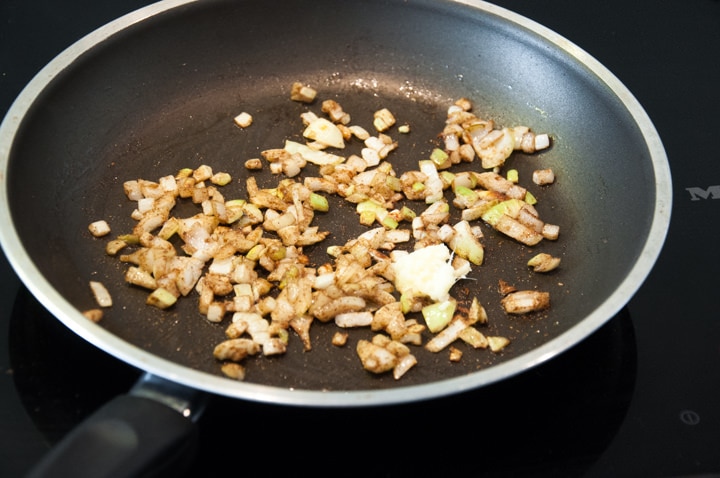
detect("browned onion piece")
(500, 290), (550, 314)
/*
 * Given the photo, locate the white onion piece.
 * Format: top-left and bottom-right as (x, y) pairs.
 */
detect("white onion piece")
(335, 311), (374, 328)
(89, 281), (112, 308)
(534, 133), (551, 150)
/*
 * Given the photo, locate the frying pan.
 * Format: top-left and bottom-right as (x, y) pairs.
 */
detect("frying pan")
(0, 0), (671, 475)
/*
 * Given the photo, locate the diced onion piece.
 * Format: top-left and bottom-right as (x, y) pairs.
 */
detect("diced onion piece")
(125, 266), (157, 290)
(309, 193), (329, 212)
(214, 338), (261, 362)
(300, 111), (319, 126)
(208, 256), (234, 275)
(361, 147), (381, 167)
(500, 290), (550, 314)
(262, 338), (288, 356)
(451, 255), (472, 280)
(453, 97), (473, 111)
(488, 336), (511, 352)
(534, 133), (551, 150)
(425, 316), (468, 353)
(459, 327), (488, 349)
(313, 296), (366, 322)
(448, 220), (484, 265)
(289, 315), (313, 351)
(176, 257), (205, 296)
(221, 362), (246, 380)
(313, 273), (335, 290)
(82, 309), (104, 323)
(383, 228), (411, 244)
(335, 311), (374, 328)
(290, 82), (317, 103)
(498, 279), (517, 296)
(520, 132), (536, 153)
(447, 105), (464, 116)
(356, 339), (397, 374)
(467, 297), (488, 325)
(105, 239), (127, 256)
(542, 223), (560, 241)
(321, 99), (350, 124)
(146, 287), (177, 310)
(475, 127), (514, 169)
(303, 118), (345, 149)
(421, 300), (456, 333)
(157, 217), (181, 240)
(511, 126), (530, 148)
(364, 135), (385, 153)
(206, 302), (226, 323)
(193, 165), (213, 182)
(474, 172), (526, 199)
(429, 148), (450, 167)
(480, 199), (524, 227)
(123, 180), (143, 201)
(332, 331), (349, 346)
(373, 108), (396, 132)
(418, 160), (444, 204)
(88, 220), (111, 237)
(284, 140), (344, 166)
(245, 158), (262, 170)
(158, 175), (177, 193)
(527, 253), (561, 272)
(89, 281), (112, 308)
(449, 346), (463, 362)
(532, 168), (555, 185)
(211, 172), (232, 186)
(348, 125), (370, 140)
(517, 206), (544, 233)
(443, 133), (459, 151)
(233, 112), (253, 128)
(494, 215), (544, 246)
(393, 353), (417, 379)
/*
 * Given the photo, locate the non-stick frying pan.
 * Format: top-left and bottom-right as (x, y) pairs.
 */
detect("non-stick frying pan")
(0, 0), (671, 475)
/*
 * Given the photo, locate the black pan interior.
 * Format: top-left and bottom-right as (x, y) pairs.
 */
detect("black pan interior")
(6, 0), (657, 391)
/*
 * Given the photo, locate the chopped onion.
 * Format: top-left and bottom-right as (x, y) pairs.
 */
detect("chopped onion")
(91, 88), (562, 382)
(88, 220), (111, 237)
(500, 290), (551, 314)
(532, 168), (555, 185)
(335, 311), (374, 328)
(233, 112), (253, 128)
(89, 281), (112, 308)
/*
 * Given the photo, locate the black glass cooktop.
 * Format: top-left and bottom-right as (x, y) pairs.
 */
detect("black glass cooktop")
(2, 1), (719, 476)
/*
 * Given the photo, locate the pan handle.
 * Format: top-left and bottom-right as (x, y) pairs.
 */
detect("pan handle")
(26, 373), (207, 478)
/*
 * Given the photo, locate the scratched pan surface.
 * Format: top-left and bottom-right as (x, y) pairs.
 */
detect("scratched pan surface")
(0, 0), (670, 406)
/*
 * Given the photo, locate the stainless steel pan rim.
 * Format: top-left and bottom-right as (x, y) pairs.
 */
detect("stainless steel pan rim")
(0, 0), (672, 407)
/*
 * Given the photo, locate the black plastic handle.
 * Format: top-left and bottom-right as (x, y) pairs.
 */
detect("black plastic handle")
(27, 376), (205, 478)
